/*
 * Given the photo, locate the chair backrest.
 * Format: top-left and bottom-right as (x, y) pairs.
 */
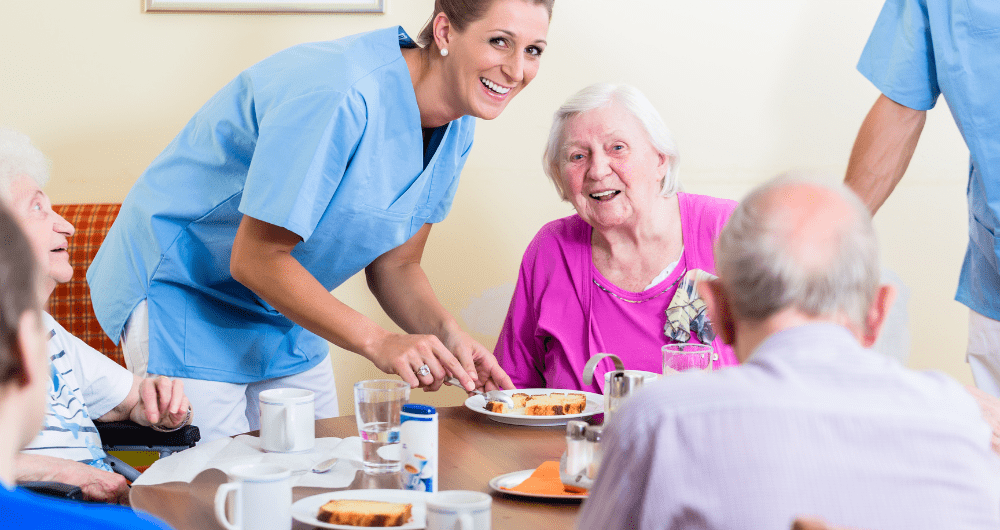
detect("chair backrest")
(49, 203), (124, 368)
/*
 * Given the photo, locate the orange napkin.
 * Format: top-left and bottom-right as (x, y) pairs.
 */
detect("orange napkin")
(501, 461), (588, 496)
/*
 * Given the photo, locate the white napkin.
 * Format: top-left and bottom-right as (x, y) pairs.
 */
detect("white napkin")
(132, 435), (364, 489)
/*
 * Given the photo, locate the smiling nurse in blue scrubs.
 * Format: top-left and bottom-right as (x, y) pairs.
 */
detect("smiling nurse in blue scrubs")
(87, 0), (555, 441)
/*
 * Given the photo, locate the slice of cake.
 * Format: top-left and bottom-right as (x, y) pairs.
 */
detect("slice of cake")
(562, 393), (587, 414)
(524, 394), (568, 416)
(317, 499), (412, 527)
(484, 400), (509, 413)
(523, 393), (588, 415)
(511, 393), (531, 408)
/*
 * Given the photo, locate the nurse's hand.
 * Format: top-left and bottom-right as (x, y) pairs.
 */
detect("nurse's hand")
(374, 332), (477, 392)
(442, 330), (514, 392)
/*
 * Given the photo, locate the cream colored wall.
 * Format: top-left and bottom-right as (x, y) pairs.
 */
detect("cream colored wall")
(0, 0), (974, 416)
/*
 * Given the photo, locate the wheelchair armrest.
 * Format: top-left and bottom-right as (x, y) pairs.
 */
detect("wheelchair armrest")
(19, 481), (85, 501)
(96, 420), (200, 449)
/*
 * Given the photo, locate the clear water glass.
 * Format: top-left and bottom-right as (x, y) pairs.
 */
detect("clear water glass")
(662, 343), (716, 374)
(353, 380), (410, 474)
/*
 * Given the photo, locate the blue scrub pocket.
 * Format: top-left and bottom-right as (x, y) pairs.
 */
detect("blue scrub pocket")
(964, 0), (1000, 35)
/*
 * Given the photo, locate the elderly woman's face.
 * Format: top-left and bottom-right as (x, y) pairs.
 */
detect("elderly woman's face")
(558, 103), (669, 230)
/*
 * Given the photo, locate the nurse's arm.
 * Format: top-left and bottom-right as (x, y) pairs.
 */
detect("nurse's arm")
(366, 223), (514, 391)
(845, 94), (927, 214)
(230, 215), (476, 391)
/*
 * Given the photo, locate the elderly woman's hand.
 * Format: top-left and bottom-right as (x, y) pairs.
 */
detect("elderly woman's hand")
(443, 329), (515, 392)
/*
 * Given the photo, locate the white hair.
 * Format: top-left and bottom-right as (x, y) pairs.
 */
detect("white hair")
(0, 129), (50, 203)
(716, 175), (880, 328)
(542, 83), (680, 201)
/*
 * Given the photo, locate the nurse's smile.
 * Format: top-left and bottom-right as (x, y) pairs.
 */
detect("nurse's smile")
(480, 77), (512, 96)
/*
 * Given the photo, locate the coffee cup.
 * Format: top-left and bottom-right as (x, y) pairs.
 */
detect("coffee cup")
(259, 388), (315, 453)
(426, 490), (491, 530)
(214, 463), (292, 530)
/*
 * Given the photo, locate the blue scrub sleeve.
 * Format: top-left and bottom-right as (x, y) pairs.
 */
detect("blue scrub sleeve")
(240, 90), (366, 242)
(857, 0), (939, 111)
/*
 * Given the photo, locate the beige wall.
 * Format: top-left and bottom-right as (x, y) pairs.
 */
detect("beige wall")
(1, 0), (975, 415)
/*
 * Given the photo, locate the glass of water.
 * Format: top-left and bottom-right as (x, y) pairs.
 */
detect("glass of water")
(662, 343), (716, 374)
(354, 380), (410, 475)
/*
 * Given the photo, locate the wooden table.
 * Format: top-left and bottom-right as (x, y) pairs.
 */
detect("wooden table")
(131, 406), (584, 529)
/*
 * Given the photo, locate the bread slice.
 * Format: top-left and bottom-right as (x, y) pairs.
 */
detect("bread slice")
(318, 499), (412, 527)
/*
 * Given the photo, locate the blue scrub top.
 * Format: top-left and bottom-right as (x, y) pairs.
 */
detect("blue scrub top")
(858, 0), (1000, 319)
(87, 27), (476, 383)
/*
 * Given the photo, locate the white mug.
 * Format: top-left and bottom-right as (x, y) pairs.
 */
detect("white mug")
(259, 388), (315, 453)
(426, 490), (491, 530)
(214, 463), (292, 530)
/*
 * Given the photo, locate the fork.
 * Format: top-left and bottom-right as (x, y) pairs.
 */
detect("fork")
(444, 377), (515, 408)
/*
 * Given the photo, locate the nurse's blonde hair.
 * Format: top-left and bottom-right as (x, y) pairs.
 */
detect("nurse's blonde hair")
(417, 0), (556, 51)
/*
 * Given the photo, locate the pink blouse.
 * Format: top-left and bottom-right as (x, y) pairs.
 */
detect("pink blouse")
(494, 192), (738, 394)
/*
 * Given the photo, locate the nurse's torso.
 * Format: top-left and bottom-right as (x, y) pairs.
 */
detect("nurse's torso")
(924, 2), (1000, 317)
(88, 27), (475, 382)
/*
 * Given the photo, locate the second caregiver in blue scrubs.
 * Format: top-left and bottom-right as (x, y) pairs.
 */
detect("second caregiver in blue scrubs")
(87, 0), (554, 441)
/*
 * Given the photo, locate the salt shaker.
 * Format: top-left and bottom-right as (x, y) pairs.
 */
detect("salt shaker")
(585, 425), (604, 481)
(560, 420), (591, 490)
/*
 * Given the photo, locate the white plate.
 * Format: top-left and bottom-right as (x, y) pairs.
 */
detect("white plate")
(464, 388), (603, 426)
(291, 489), (428, 529)
(488, 469), (588, 500)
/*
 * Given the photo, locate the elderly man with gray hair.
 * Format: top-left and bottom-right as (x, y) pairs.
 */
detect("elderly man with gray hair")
(576, 177), (1000, 529)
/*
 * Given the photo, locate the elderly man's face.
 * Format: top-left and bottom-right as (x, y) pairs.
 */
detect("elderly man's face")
(558, 102), (669, 231)
(7, 176), (75, 296)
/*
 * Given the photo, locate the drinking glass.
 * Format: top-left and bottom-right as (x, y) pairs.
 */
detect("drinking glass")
(354, 380), (410, 475)
(662, 343), (716, 374)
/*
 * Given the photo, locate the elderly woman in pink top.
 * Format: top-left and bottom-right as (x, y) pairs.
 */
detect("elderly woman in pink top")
(494, 83), (737, 393)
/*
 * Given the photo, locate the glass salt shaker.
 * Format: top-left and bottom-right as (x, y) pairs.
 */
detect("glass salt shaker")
(585, 425), (604, 481)
(560, 420), (592, 491)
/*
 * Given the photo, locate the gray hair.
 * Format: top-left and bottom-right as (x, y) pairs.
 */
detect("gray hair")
(716, 175), (880, 328)
(0, 129), (50, 203)
(542, 83), (680, 201)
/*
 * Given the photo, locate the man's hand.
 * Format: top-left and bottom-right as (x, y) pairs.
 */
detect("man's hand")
(442, 330), (514, 392)
(966, 385), (1000, 456)
(15, 454), (130, 505)
(131, 376), (191, 429)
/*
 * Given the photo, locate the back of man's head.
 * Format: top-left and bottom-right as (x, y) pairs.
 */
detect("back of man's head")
(716, 176), (880, 329)
(0, 129), (49, 204)
(0, 200), (41, 385)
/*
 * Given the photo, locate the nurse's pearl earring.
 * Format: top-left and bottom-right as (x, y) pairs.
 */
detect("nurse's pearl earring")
(440, 48), (449, 57)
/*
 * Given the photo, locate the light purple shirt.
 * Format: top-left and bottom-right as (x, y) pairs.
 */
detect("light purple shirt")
(494, 192), (737, 393)
(577, 323), (1000, 530)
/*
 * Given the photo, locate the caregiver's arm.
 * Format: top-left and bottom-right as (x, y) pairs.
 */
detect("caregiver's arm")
(230, 215), (475, 390)
(845, 94), (927, 214)
(366, 223), (514, 392)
